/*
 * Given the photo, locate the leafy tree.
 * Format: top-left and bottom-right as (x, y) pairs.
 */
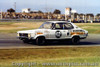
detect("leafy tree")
(96, 14), (100, 17)
(38, 10), (43, 13)
(74, 13), (79, 18)
(53, 9), (61, 14)
(7, 8), (15, 13)
(86, 14), (94, 17)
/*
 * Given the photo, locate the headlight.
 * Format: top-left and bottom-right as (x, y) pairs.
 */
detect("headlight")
(17, 33), (19, 37)
(28, 34), (31, 38)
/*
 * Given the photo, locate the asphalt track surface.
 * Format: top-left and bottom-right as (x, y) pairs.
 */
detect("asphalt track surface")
(0, 33), (100, 49)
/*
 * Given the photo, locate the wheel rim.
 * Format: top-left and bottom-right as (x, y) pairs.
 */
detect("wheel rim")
(37, 37), (45, 45)
(72, 37), (80, 44)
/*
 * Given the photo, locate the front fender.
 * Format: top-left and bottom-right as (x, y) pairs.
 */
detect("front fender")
(34, 35), (45, 39)
(71, 35), (80, 38)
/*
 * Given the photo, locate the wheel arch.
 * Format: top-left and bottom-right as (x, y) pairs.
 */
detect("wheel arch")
(35, 35), (46, 39)
(72, 35), (80, 39)
(35, 36), (46, 45)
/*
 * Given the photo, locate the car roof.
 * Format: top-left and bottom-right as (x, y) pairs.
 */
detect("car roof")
(47, 21), (71, 23)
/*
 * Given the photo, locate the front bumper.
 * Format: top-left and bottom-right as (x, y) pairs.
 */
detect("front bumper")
(17, 36), (34, 40)
(80, 33), (88, 39)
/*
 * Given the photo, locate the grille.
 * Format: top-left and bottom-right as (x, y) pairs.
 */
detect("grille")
(19, 33), (28, 37)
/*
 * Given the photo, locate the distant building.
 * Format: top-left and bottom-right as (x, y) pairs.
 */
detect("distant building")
(86, 14), (94, 22)
(65, 7), (72, 20)
(71, 10), (77, 20)
(65, 7), (72, 16)
(96, 14), (100, 21)
(22, 8), (31, 13)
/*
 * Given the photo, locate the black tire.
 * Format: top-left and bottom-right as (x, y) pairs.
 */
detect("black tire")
(23, 39), (29, 43)
(36, 37), (45, 45)
(72, 37), (80, 45)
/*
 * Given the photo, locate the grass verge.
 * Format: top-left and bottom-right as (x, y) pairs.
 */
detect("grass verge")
(0, 47), (100, 67)
(0, 22), (100, 34)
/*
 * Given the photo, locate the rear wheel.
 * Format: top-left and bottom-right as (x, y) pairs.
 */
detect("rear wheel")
(72, 37), (80, 44)
(36, 37), (45, 45)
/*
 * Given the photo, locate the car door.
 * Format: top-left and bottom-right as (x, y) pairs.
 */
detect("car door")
(49, 23), (68, 39)
(64, 23), (74, 38)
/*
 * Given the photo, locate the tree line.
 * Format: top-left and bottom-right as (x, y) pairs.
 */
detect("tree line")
(7, 8), (61, 14)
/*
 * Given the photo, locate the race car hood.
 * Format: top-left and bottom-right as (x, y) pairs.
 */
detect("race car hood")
(17, 29), (37, 33)
(17, 29), (46, 33)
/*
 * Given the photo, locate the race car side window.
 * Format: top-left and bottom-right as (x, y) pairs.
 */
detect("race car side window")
(55, 23), (64, 29)
(64, 23), (74, 29)
(52, 23), (64, 29)
(52, 23), (74, 30)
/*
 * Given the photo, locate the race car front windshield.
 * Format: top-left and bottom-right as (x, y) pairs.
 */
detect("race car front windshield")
(39, 22), (52, 29)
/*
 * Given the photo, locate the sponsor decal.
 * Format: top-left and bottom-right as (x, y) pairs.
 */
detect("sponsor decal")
(71, 32), (85, 35)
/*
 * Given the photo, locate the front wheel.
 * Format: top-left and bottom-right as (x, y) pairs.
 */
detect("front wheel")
(72, 37), (80, 45)
(36, 37), (45, 45)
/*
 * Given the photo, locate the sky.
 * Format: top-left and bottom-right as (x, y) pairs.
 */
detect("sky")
(0, 0), (100, 15)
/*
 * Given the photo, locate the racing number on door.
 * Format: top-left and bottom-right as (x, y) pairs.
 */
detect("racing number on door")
(55, 31), (62, 38)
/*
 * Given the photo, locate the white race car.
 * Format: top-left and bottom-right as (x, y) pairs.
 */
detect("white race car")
(17, 21), (88, 45)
